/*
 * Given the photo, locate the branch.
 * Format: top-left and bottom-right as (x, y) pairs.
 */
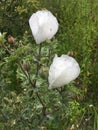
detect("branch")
(34, 44), (42, 83)
(36, 92), (47, 126)
(1, 42), (11, 55)
(19, 62), (34, 87)
(19, 44), (42, 97)
(36, 92), (45, 108)
(30, 44), (42, 96)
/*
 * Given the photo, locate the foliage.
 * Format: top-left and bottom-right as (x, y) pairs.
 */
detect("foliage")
(0, 0), (98, 130)
(0, 0), (40, 36)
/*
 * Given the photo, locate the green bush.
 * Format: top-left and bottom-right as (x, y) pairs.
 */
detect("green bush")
(0, 0), (98, 130)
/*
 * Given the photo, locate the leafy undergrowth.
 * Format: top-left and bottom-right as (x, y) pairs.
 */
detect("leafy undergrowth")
(0, 0), (98, 130)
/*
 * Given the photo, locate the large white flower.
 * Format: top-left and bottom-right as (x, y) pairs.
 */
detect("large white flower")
(29, 10), (59, 44)
(48, 54), (80, 89)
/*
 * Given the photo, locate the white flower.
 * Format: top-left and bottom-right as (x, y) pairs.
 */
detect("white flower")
(48, 54), (80, 89)
(0, 32), (2, 36)
(89, 104), (93, 107)
(29, 10), (59, 44)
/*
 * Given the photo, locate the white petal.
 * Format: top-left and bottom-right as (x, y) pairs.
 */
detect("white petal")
(29, 10), (59, 44)
(48, 55), (80, 89)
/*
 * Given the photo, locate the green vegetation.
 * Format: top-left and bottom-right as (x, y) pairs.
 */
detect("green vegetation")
(0, 0), (98, 130)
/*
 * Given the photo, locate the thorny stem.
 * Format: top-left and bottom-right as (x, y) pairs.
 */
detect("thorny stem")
(33, 44), (42, 86)
(36, 92), (45, 108)
(19, 44), (42, 95)
(37, 94), (46, 126)
(19, 43), (47, 121)
(30, 44), (47, 124)
(20, 44), (45, 105)
(29, 44), (42, 97)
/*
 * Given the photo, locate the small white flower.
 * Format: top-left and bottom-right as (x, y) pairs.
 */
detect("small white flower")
(48, 54), (80, 89)
(71, 124), (75, 129)
(0, 32), (2, 36)
(89, 104), (93, 107)
(29, 10), (59, 44)
(85, 118), (88, 121)
(77, 124), (79, 128)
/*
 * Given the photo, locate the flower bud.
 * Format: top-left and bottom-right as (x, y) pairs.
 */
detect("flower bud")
(8, 35), (15, 44)
(67, 51), (73, 56)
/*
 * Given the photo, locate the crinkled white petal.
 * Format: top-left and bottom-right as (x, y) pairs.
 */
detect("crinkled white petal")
(29, 10), (59, 44)
(48, 54), (80, 89)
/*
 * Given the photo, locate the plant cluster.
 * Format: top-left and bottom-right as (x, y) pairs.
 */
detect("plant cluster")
(0, 0), (98, 130)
